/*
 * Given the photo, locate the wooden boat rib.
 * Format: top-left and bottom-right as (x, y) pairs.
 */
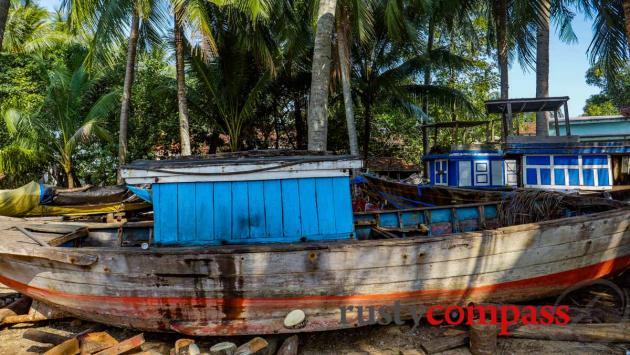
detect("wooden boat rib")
(0, 205), (629, 335)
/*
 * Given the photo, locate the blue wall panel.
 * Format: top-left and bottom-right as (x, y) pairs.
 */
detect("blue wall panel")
(213, 182), (232, 242)
(526, 156), (550, 165)
(554, 169), (565, 185)
(526, 168), (538, 185)
(195, 183), (213, 241)
(540, 169), (551, 185)
(153, 176), (355, 245)
(568, 169), (579, 185)
(554, 156), (578, 165)
(263, 180), (283, 238)
(232, 182), (250, 240)
(583, 169), (595, 186)
(583, 155), (608, 165)
(247, 181), (266, 239)
(177, 183), (196, 242)
(598, 169), (610, 186)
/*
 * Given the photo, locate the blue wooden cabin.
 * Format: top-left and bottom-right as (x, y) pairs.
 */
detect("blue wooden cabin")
(121, 153), (362, 246)
(421, 97), (630, 192)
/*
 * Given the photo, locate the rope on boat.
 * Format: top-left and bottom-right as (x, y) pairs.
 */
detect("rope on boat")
(497, 190), (567, 226)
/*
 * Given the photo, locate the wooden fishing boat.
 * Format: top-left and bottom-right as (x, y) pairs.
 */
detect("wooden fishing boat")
(0, 152), (628, 336)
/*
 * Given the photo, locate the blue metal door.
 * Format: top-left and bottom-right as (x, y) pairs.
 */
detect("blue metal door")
(435, 159), (448, 185)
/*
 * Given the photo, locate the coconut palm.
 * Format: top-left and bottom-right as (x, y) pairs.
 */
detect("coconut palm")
(577, 0), (630, 81)
(1, 64), (117, 188)
(352, 2), (476, 159)
(307, 0), (337, 152)
(0, 0), (9, 52)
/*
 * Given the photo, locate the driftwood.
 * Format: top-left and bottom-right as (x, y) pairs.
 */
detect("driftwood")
(79, 331), (119, 354)
(506, 323), (630, 343)
(0, 296), (31, 323)
(276, 336), (298, 355)
(470, 324), (497, 355)
(93, 333), (145, 355)
(22, 329), (71, 345)
(43, 338), (80, 355)
(420, 333), (469, 354)
(2, 300), (65, 325)
(234, 337), (268, 355)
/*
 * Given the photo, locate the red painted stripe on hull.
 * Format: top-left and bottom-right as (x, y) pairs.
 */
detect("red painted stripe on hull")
(1, 254), (629, 306)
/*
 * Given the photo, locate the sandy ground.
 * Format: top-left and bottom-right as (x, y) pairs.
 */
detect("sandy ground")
(0, 317), (628, 355)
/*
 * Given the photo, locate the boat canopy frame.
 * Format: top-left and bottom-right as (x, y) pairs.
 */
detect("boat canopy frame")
(485, 96), (572, 140)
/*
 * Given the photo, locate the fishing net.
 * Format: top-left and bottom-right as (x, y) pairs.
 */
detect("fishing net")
(497, 189), (570, 226)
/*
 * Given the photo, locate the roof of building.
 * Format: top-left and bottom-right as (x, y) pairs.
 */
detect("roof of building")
(485, 97), (569, 114)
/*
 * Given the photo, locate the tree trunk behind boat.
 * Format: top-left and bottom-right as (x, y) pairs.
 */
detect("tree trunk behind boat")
(175, 11), (192, 156)
(0, 0), (9, 52)
(307, 0), (337, 152)
(493, 0), (509, 100)
(336, 9), (359, 156)
(117, 10), (140, 183)
(536, 0), (550, 137)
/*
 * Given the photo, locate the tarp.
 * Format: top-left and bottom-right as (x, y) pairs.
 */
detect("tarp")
(0, 182), (150, 217)
(0, 181), (41, 217)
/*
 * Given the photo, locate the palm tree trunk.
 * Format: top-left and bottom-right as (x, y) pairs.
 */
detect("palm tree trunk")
(307, 0), (337, 152)
(0, 0), (9, 52)
(535, 0), (550, 137)
(117, 9), (140, 184)
(362, 98), (372, 160)
(623, 0), (630, 51)
(336, 12), (359, 156)
(494, 0), (509, 100)
(175, 11), (192, 156)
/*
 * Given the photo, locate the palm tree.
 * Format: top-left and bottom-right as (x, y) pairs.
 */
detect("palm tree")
(578, 0), (630, 80)
(65, 0), (166, 182)
(335, 0), (374, 156)
(173, 5), (191, 155)
(0, 0), (9, 52)
(352, 2), (476, 159)
(307, 0), (337, 152)
(1, 64), (117, 188)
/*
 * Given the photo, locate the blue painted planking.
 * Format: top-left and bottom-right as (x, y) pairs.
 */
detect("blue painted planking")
(554, 156), (578, 165)
(526, 156), (550, 165)
(401, 211), (421, 227)
(152, 184), (161, 244)
(281, 179), (302, 238)
(583, 155), (608, 165)
(214, 182), (232, 241)
(298, 179), (319, 236)
(457, 207), (479, 220)
(431, 209), (451, 223)
(232, 182), (250, 240)
(247, 181), (266, 239)
(332, 177), (354, 234)
(526, 168), (538, 185)
(156, 184), (178, 244)
(263, 180), (283, 238)
(583, 169), (595, 186)
(379, 213), (399, 228)
(554, 169), (565, 185)
(540, 169), (551, 185)
(597, 169), (610, 186)
(152, 176), (356, 245)
(177, 183), (197, 242)
(315, 178), (336, 235)
(568, 169), (579, 185)
(194, 183), (214, 241)
(485, 205), (497, 219)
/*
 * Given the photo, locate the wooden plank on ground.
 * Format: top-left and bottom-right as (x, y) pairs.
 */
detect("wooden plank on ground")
(93, 333), (144, 355)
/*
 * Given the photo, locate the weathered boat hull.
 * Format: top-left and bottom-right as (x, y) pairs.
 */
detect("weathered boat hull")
(0, 208), (629, 335)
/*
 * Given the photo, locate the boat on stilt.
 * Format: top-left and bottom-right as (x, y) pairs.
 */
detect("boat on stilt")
(0, 151), (628, 336)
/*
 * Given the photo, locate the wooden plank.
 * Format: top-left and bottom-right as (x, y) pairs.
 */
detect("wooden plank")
(281, 179), (301, 239)
(214, 182), (232, 241)
(15, 226), (47, 246)
(43, 338), (79, 355)
(263, 180), (283, 238)
(247, 181), (266, 240)
(232, 182), (250, 241)
(331, 177), (353, 234)
(194, 183), (214, 241)
(298, 179), (319, 237)
(508, 323), (630, 343)
(155, 184), (178, 244)
(93, 333), (144, 355)
(177, 183), (197, 243)
(421, 334), (468, 354)
(47, 227), (88, 247)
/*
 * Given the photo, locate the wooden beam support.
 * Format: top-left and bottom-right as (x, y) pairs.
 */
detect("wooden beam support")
(563, 102), (571, 136)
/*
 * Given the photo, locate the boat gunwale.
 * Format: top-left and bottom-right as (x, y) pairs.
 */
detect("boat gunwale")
(0, 206), (628, 260)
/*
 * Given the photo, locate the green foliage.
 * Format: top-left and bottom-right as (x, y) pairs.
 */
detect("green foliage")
(583, 94), (620, 116)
